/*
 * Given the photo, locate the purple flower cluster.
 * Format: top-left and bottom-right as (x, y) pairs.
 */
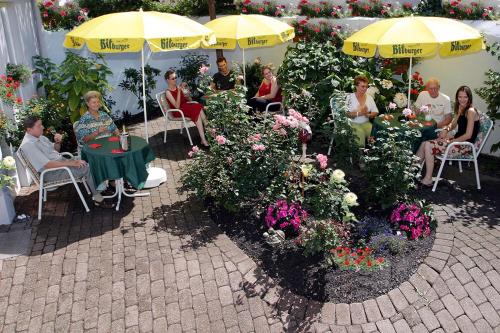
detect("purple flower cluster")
(390, 203), (431, 240)
(265, 200), (308, 232)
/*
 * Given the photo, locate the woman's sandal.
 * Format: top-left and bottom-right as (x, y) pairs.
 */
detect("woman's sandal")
(420, 180), (433, 188)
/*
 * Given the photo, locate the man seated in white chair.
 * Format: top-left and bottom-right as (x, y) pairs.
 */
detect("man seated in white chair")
(414, 78), (453, 129)
(19, 115), (114, 208)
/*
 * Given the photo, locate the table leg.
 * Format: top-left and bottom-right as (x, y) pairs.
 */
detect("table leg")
(115, 179), (150, 211)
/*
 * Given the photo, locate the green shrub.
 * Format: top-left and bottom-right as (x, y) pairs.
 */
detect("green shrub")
(299, 218), (351, 257)
(5, 64), (32, 84)
(362, 124), (421, 208)
(181, 87), (301, 212)
(368, 234), (408, 255)
(177, 53), (209, 100)
(33, 52), (114, 123)
(118, 65), (161, 115)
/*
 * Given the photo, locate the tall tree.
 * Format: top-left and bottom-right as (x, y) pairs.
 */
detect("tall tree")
(208, 0), (223, 58)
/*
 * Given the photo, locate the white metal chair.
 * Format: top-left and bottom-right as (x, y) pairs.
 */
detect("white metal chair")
(16, 148), (91, 220)
(327, 96), (352, 156)
(155, 92), (194, 146)
(73, 120), (82, 158)
(263, 102), (284, 121)
(432, 111), (493, 192)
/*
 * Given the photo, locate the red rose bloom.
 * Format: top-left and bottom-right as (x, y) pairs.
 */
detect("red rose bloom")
(344, 259), (350, 266)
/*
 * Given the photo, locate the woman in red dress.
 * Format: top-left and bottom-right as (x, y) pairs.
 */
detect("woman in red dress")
(248, 65), (282, 112)
(164, 70), (209, 147)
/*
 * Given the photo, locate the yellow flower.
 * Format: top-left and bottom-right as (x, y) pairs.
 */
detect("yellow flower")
(300, 164), (313, 177)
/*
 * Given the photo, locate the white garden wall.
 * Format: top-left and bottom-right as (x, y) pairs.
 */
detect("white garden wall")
(2, 10), (494, 157)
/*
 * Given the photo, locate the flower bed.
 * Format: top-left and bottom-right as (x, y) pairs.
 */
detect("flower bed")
(181, 73), (437, 302)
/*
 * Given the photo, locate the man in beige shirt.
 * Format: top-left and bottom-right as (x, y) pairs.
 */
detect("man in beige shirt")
(19, 115), (114, 208)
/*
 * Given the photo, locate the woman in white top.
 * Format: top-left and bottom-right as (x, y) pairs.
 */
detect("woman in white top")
(346, 75), (379, 147)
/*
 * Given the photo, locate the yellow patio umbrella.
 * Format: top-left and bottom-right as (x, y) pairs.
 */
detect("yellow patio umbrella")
(342, 16), (484, 107)
(203, 14), (295, 82)
(64, 10), (215, 141)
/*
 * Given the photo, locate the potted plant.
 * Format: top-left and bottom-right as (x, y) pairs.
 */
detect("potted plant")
(0, 156), (16, 225)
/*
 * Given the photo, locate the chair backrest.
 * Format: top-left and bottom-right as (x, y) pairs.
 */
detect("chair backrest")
(473, 111), (494, 154)
(155, 91), (181, 121)
(330, 94), (350, 122)
(16, 147), (40, 185)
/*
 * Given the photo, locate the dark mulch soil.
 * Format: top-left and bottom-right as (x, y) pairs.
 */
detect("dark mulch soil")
(212, 205), (434, 303)
(209, 168), (435, 303)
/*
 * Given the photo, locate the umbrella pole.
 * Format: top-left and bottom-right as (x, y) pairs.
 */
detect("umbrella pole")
(141, 47), (149, 142)
(407, 57), (413, 109)
(242, 48), (246, 86)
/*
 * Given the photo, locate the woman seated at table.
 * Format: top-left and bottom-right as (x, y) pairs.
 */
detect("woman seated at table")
(416, 85), (480, 187)
(75, 91), (120, 145)
(163, 70), (209, 147)
(247, 65), (282, 112)
(346, 75), (378, 147)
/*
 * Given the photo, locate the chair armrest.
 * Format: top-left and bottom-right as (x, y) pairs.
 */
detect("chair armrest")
(265, 102), (282, 112)
(61, 152), (75, 159)
(166, 109), (191, 121)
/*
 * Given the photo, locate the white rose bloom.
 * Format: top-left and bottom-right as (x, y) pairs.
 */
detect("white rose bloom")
(344, 192), (358, 206)
(331, 169), (345, 182)
(393, 93), (408, 108)
(2, 156), (16, 169)
(366, 86), (379, 98)
(381, 79), (393, 89)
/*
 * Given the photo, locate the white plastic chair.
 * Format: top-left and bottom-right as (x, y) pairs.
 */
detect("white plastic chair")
(16, 148), (91, 220)
(432, 111), (493, 192)
(155, 92), (193, 146)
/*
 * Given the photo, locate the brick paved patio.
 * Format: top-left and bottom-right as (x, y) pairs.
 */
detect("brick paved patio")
(1, 117), (499, 332)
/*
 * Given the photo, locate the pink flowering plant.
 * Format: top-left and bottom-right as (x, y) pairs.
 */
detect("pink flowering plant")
(264, 200), (308, 235)
(389, 201), (436, 240)
(181, 88), (306, 212)
(442, 0), (498, 20)
(298, 0), (345, 18)
(38, 0), (89, 31)
(291, 19), (347, 44)
(346, 0), (416, 17)
(238, 0), (287, 16)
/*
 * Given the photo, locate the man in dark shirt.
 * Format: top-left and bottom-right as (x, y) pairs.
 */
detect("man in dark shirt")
(211, 57), (235, 91)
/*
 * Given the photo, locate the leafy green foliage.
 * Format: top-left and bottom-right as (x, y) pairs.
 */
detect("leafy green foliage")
(475, 42), (500, 152)
(118, 65), (161, 114)
(177, 53), (209, 100)
(323, 91), (360, 168)
(7, 97), (72, 150)
(362, 124), (421, 208)
(181, 89), (299, 212)
(299, 219), (344, 257)
(33, 52), (114, 123)
(368, 234), (408, 255)
(241, 59), (264, 100)
(5, 64), (31, 84)
(78, 0), (236, 18)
